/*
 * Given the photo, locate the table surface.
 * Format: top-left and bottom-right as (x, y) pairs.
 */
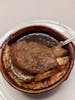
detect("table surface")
(0, 1), (75, 100)
(0, 0), (75, 37)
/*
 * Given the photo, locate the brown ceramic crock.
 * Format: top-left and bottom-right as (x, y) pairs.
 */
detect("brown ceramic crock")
(0, 23), (74, 94)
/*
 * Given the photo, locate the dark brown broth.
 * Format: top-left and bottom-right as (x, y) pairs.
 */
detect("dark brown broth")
(18, 33), (59, 47)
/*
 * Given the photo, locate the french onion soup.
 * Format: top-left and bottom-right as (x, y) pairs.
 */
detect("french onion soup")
(2, 33), (69, 90)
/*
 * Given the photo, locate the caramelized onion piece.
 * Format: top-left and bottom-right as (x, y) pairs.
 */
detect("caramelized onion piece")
(8, 66), (66, 90)
(23, 70), (66, 90)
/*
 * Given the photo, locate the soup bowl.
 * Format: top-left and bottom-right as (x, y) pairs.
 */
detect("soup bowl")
(0, 20), (75, 94)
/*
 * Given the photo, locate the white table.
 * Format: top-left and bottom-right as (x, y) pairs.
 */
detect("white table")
(0, 0), (75, 36)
